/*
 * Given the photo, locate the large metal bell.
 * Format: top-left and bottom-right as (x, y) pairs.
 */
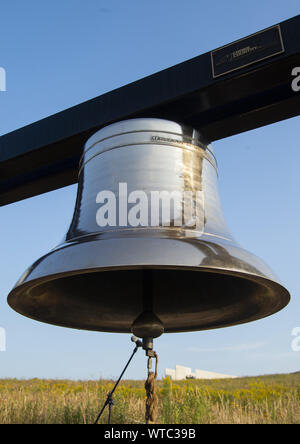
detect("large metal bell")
(8, 118), (290, 336)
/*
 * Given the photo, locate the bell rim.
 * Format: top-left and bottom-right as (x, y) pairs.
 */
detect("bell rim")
(8, 262), (290, 334)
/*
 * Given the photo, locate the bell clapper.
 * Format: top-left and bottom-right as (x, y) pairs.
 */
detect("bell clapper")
(129, 271), (162, 424)
(131, 270), (165, 339)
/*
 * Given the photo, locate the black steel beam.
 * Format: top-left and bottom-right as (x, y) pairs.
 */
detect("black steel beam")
(0, 15), (300, 206)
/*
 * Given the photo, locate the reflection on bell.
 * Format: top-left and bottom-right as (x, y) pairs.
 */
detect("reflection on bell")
(8, 118), (290, 334)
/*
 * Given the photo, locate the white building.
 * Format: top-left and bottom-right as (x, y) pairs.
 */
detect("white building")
(165, 365), (236, 380)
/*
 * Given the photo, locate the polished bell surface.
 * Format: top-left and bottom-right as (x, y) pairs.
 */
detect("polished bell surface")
(8, 118), (290, 334)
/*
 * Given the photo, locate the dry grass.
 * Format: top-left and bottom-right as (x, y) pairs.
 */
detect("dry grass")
(0, 373), (299, 424)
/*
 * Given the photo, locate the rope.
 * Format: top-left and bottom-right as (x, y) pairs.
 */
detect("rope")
(145, 352), (158, 424)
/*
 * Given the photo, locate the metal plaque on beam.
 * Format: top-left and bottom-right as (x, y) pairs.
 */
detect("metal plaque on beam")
(211, 25), (285, 78)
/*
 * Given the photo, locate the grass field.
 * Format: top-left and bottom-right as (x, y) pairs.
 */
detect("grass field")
(0, 372), (299, 424)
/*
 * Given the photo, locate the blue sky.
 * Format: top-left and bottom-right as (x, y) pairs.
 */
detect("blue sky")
(0, 0), (299, 380)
